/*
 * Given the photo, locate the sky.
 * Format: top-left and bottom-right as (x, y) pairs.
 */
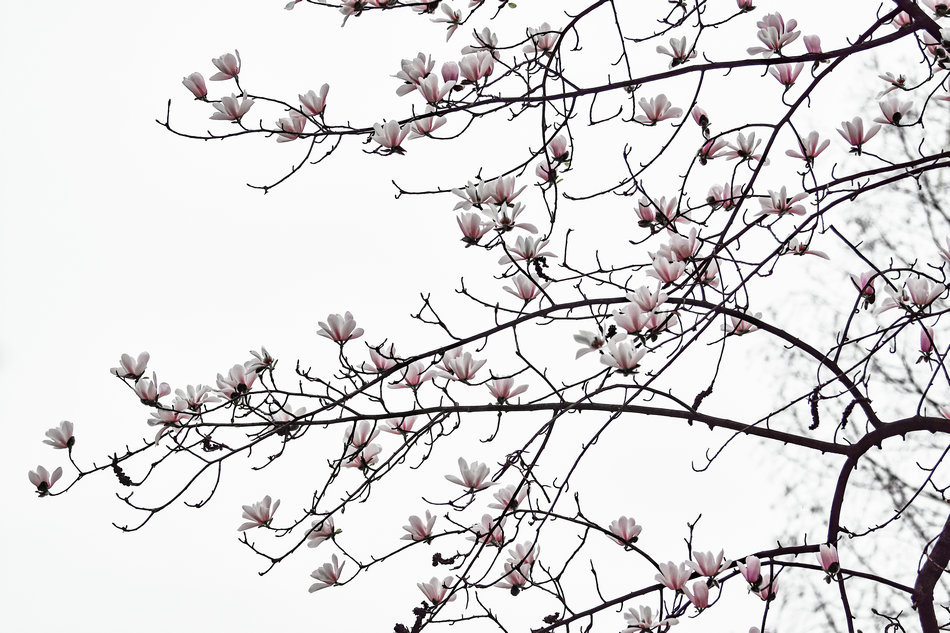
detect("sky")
(1, 1), (931, 631)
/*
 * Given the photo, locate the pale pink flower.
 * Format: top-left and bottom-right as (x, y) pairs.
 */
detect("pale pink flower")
(922, 0), (950, 17)
(394, 52), (434, 96)
(684, 579), (710, 608)
(44, 421), (75, 449)
(343, 420), (380, 449)
(338, 0), (367, 24)
(444, 351), (486, 381)
(384, 416), (417, 435)
(688, 549), (728, 577)
(906, 277), (945, 307)
(724, 132), (764, 162)
(876, 286), (912, 314)
(608, 516), (642, 545)
(409, 106), (447, 139)
(215, 363), (257, 400)
(548, 135), (569, 161)
(182, 72), (207, 99)
(877, 72), (907, 98)
(174, 384), (221, 411)
(238, 495), (279, 531)
(647, 256), (687, 285)
(490, 484), (528, 511)
(628, 285), (668, 312)
(484, 202), (538, 233)
(209, 50), (241, 81)
(452, 180), (491, 210)
(402, 511), (437, 541)
(574, 330), (606, 359)
(372, 120), (411, 153)
(363, 343), (398, 372)
(768, 62), (804, 88)
(600, 335), (646, 375)
(850, 271), (876, 300)
(757, 572), (779, 600)
(470, 513), (505, 545)
(892, 11), (913, 29)
(784, 238), (829, 259)
(459, 51), (495, 83)
(504, 274), (550, 302)
(247, 347), (275, 374)
(389, 361), (436, 389)
(147, 402), (189, 436)
(737, 555), (762, 585)
(614, 303), (648, 334)
(461, 27), (499, 57)
(457, 212), (492, 245)
(307, 517), (336, 548)
(343, 443), (382, 469)
(656, 36), (696, 67)
(921, 325), (936, 355)
(507, 541), (539, 569)
(134, 372), (171, 404)
(29, 465), (63, 495)
(309, 554), (344, 592)
(837, 117), (880, 154)
(698, 138), (730, 164)
(737, 0), (755, 11)
(111, 352), (150, 379)
(499, 235), (555, 264)
(635, 94), (683, 125)
(624, 605), (679, 631)
(670, 227), (701, 261)
(535, 160), (556, 182)
(495, 562), (531, 591)
(487, 378), (528, 403)
(723, 312), (761, 336)
(210, 93), (254, 121)
(706, 183), (742, 210)
(485, 176), (526, 205)
(524, 22), (559, 56)
(276, 112), (307, 143)
(656, 561), (691, 591)
(317, 311), (364, 342)
(299, 85), (330, 117)
(757, 187), (808, 217)
(431, 2), (461, 41)
(697, 259), (721, 287)
(785, 131), (829, 163)
(441, 61), (459, 82)
(747, 12), (800, 57)
(874, 97), (912, 125)
(803, 34), (822, 54)
(692, 106), (709, 129)
(445, 457), (493, 491)
(636, 197), (657, 225)
(417, 74), (455, 104)
(418, 577), (456, 604)
(817, 543), (839, 572)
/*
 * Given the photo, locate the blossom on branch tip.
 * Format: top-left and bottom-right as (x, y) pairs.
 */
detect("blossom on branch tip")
(656, 561), (691, 591)
(490, 483), (528, 510)
(384, 416), (416, 435)
(757, 572), (779, 600)
(174, 384), (221, 411)
(635, 94), (683, 125)
(737, 0), (755, 11)
(343, 443), (382, 469)
(548, 134), (569, 161)
(182, 72), (207, 99)
(372, 120), (411, 154)
(459, 51), (495, 83)
(877, 72), (907, 97)
(756, 187), (807, 217)
(647, 256), (686, 285)
(307, 517), (337, 548)
(817, 543), (839, 574)
(470, 513), (505, 545)
(573, 330), (606, 359)
(684, 579), (710, 609)
(837, 117), (880, 154)
(276, 112), (307, 143)
(922, 0), (950, 17)
(737, 555), (762, 586)
(389, 361), (436, 389)
(111, 352), (150, 379)
(299, 85), (329, 117)
(785, 131), (829, 164)
(628, 285), (668, 311)
(656, 36), (696, 67)
(409, 106), (447, 139)
(496, 562), (531, 591)
(417, 74), (455, 104)
(462, 27), (499, 57)
(921, 325), (936, 358)
(768, 62), (803, 88)
(445, 457), (493, 491)
(503, 273), (549, 302)
(747, 12), (800, 57)
(873, 97), (912, 125)
(238, 495), (279, 531)
(484, 202), (537, 233)
(443, 351), (486, 381)
(524, 23), (559, 56)
(485, 176), (526, 205)
(723, 312), (761, 336)
(402, 511), (437, 541)
(724, 132), (765, 163)
(418, 577), (455, 604)
(215, 364), (257, 400)
(134, 372), (171, 404)
(487, 378), (528, 403)
(624, 605), (679, 631)
(457, 212), (492, 245)
(892, 12), (913, 29)
(364, 343), (398, 372)
(431, 3), (462, 41)
(906, 277), (945, 308)
(44, 421), (74, 449)
(441, 61), (459, 83)
(210, 93), (254, 122)
(600, 335), (646, 375)
(688, 549), (728, 577)
(317, 311), (364, 342)
(498, 235), (555, 264)
(803, 34), (822, 54)
(29, 465), (63, 495)
(784, 238), (829, 259)
(535, 160), (556, 182)
(309, 554), (344, 592)
(394, 52), (434, 96)
(343, 420), (380, 449)
(210, 50), (241, 81)
(608, 516), (642, 545)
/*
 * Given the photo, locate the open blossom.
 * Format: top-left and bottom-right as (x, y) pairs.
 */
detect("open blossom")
(247, 347), (275, 374)
(723, 312), (761, 336)
(850, 271), (876, 301)
(485, 176), (526, 205)
(499, 235), (555, 264)
(389, 361), (436, 389)
(372, 120), (411, 153)
(624, 605), (679, 631)
(457, 212), (491, 245)
(635, 94), (683, 125)
(216, 363), (257, 399)
(747, 12), (800, 57)
(490, 484), (528, 511)
(707, 183), (742, 210)
(724, 131), (765, 162)
(459, 51), (495, 83)
(698, 138), (729, 164)
(906, 277), (945, 308)
(487, 378), (528, 403)
(409, 106), (447, 139)
(44, 421), (75, 449)
(496, 562), (531, 591)
(656, 36), (696, 67)
(343, 420), (380, 449)
(614, 303), (648, 334)
(524, 22), (559, 56)
(688, 549), (729, 577)
(874, 97), (912, 125)
(134, 372), (171, 404)
(418, 577), (456, 604)
(768, 62), (803, 88)
(445, 457), (493, 491)
(535, 160), (556, 182)
(574, 330), (606, 358)
(402, 511), (437, 541)
(276, 112), (307, 143)
(462, 26), (499, 56)
(343, 443), (382, 469)
(309, 554), (345, 592)
(656, 561), (691, 591)
(684, 579), (710, 609)
(209, 50), (241, 81)
(444, 351), (486, 381)
(363, 343), (397, 372)
(923, 0), (950, 17)
(299, 85), (330, 116)
(784, 237), (829, 259)
(485, 202), (537, 233)
(431, 3), (461, 41)
(318, 311), (364, 342)
(837, 117), (880, 154)
(238, 495), (279, 531)
(504, 274), (550, 302)
(470, 514), (505, 545)
(647, 256), (687, 285)
(600, 335), (646, 375)
(817, 543), (839, 573)
(29, 465), (63, 495)
(384, 416), (416, 435)
(786, 131), (829, 163)
(182, 72), (207, 99)
(174, 384), (220, 411)
(416, 74), (455, 104)
(737, 555), (762, 585)
(394, 52), (434, 96)
(877, 72), (907, 97)
(608, 516), (642, 545)
(757, 572), (779, 600)
(147, 402), (189, 437)
(210, 93), (254, 121)
(628, 285), (668, 312)
(307, 517), (336, 547)
(111, 352), (150, 379)
(757, 186), (807, 217)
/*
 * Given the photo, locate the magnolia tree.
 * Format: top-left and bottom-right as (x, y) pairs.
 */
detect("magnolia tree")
(30, 0), (950, 631)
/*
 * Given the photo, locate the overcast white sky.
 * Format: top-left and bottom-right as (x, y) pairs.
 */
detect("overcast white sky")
(2, 1), (930, 631)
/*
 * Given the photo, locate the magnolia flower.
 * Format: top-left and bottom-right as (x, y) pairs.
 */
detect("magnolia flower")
(210, 50), (241, 81)
(498, 235), (555, 264)
(363, 343), (398, 372)
(600, 335), (646, 375)
(817, 543), (839, 573)
(343, 443), (382, 469)
(921, 325), (936, 356)
(182, 72), (207, 99)
(372, 120), (411, 153)
(44, 421), (75, 449)
(723, 312), (761, 336)
(906, 277), (945, 307)
(507, 541), (539, 570)
(624, 605), (679, 631)
(669, 227), (701, 261)
(445, 457), (493, 491)
(504, 274), (550, 302)
(892, 11), (913, 29)
(757, 572), (779, 600)
(688, 549), (728, 577)
(707, 183), (742, 210)
(485, 176), (526, 205)
(216, 363), (257, 400)
(737, 0), (755, 10)
(147, 402), (189, 435)
(444, 352), (486, 381)
(431, 3), (462, 41)
(614, 303), (648, 334)
(318, 311), (364, 342)
(309, 554), (344, 592)
(785, 131), (829, 163)
(684, 579), (710, 609)
(784, 237), (829, 259)
(470, 513), (505, 545)
(656, 561), (691, 591)
(418, 577), (455, 604)
(343, 420), (380, 449)
(307, 517), (336, 547)
(29, 465), (63, 495)
(487, 378), (528, 403)
(490, 484), (528, 511)
(299, 85), (330, 117)
(535, 160), (556, 182)
(769, 62), (804, 88)
(628, 285), (668, 312)
(524, 22), (559, 56)
(238, 495), (279, 531)
(134, 372), (171, 404)
(453, 180), (491, 210)
(608, 516), (642, 545)
(495, 561), (531, 592)
(647, 256), (686, 285)
(409, 106), (447, 139)
(459, 51), (495, 83)
(457, 212), (492, 245)
(837, 117), (880, 154)
(417, 74), (455, 104)
(697, 259), (721, 287)
(441, 61), (459, 82)
(656, 36), (696, 67)
(384, 416), (416, 435)
(747, 12), (800, 57)
(276, 112), (307, 143)
(247, 347), (275, 374)
(402, 511), (437, 541)
(737, 555), (762, 585)
(210, 93), (254, 121)
(462, 26), (499, 56)
(635, 94), (683, 125)
(111, 352), (150, 379)
(877, 72), (907, 97)
(876, 285), (912, 314)
(757, 187), (807, 217)
(547, 135), (569, 162)
(850, 271), (876, 301)
(804, 34), (822, 54)
(394, 52), (434, 96)
(484, 202), (537, 233)
(724, 132), (764, 162)
(874, 97), (912, 125)
(389, 361), (436, 389)
(698, 138), (730, 164)
(174, 384), (221, 411)
(574, 330), (606, 359)
(923, 0), (950, 17)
